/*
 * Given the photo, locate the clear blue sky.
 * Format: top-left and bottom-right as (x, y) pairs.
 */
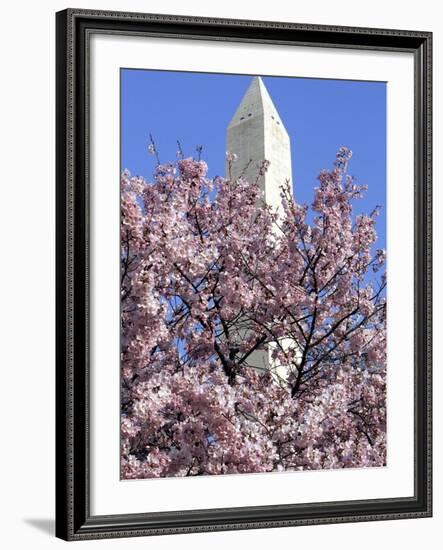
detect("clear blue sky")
(121, 69), (386, 250)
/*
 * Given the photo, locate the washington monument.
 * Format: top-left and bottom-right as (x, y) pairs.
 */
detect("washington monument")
(225, 76), (299, 383)
(226, 76), (293, 212)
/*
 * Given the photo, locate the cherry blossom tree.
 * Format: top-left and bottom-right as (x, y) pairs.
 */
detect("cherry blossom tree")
(120, 147), (386, 479)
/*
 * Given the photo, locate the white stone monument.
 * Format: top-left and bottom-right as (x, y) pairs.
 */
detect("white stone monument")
(226, 76), (293, 212)
(226, 76), (300, 383)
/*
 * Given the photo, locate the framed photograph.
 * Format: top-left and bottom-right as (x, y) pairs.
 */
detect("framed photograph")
(55, 8), (432, 541)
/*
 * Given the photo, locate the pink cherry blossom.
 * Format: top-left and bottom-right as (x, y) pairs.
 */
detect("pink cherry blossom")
(121, 147), (386, 478)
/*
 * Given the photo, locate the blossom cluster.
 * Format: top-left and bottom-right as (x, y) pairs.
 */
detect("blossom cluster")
(121, 149), (386, 478)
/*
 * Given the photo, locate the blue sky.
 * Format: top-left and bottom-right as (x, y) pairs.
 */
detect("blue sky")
(121, 69), (386, 250)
